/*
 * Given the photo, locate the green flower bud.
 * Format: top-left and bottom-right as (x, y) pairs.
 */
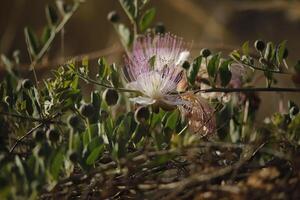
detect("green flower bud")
(63, 3), (73, 13)
(69, 152), (79, 163)
(103, 89), (119, 106)
(47, 127), (60, 143)
(33, 129), (45, 142)
(254, 40), (265, 51)
(290, 106), (299, 116)
(200, 48), (211, 58)
(22, 79), (33, 89)
(134, 106), (150, 123)
(155, 22), (165, 34)
(68, 115), (80, 128)
(182, 61), (190, 70)
(107, 11), (120, 23)
(80, 103), (95, 118)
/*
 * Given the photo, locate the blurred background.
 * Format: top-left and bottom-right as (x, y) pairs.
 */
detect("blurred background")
(0, 0), (299, 119)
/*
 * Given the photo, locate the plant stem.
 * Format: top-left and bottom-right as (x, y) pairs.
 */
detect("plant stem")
(87, 119), (92, 142)
(193, 87), (300, 94)
(235, 59), (289, 74)
(0, 111), (64, 124)
(9, 123), (44, 153)
(69, 129), (74, 151)
(77, 73), (140, 93)
(29, 2), (80, 82)
(241, 100), (249, 140)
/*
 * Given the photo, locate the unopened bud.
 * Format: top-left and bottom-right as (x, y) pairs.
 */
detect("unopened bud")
(22, 79), (33, 89)
(80, 103), (95, 118)
(69, 152), (79, 163)
(103, 89), (119, 106)
(155, 22), (165, 34)
(107, 11), (120, 23)
(33, 129), (45, 142)
(68, 115), (81, 129)
(254, 40), (265, 51)
(47, 127), (60, 143)
(200, 48), (211, 58)
(134, 106), (150, 123)
(182, 61), (190, 70)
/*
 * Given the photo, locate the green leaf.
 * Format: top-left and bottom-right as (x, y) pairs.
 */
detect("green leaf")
(165, 110), (179, 130)
(264, 42), (274, 61)
(117, 24), (132, 47)
(82, 130), (90, 147)
(45, 5), (59, 27)
(24, 27), (39, 58)
(242, 41), (249, 56)
(1, 54), (14, 75)
(87, 136), (103, 151)
(15, 156), (26, 176)
(91, 90), (101, 113)
(131, 124), (148, 144)
(230, 50), (241, 61)
(139, 8), (156, 32)
(97, 57), (110, 80)
(86, 145), (104, 165)
(41, 26), (52, 45)
(219, 60), (232, 87)
(188, 56), (202, 85)
(113, 112), (136, 157)
(163, 127), (173, 144)
(23, 92), (34, 115)
(50, 151), (64, 180)
(58, 88), (80, 102)
(276, 40), (287, 64)
(207, 54), (220, 78)
(110, 64), (120, 88)
(119, 0), (137, 21)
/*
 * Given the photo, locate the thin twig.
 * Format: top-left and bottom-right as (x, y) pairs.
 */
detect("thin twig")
(9, 123), (44, 153)
(29, 1), (81, 83)
(193, 87), (300, 94)
(233, 59), (289, 74)
(0, 111), (64, 124)
(77, 73), (140, 93)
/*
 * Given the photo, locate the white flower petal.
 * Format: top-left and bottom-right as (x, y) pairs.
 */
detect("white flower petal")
(126, 81), (141, 90)
(175, 51), (190, 65)
(130, 96), (156, 105)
